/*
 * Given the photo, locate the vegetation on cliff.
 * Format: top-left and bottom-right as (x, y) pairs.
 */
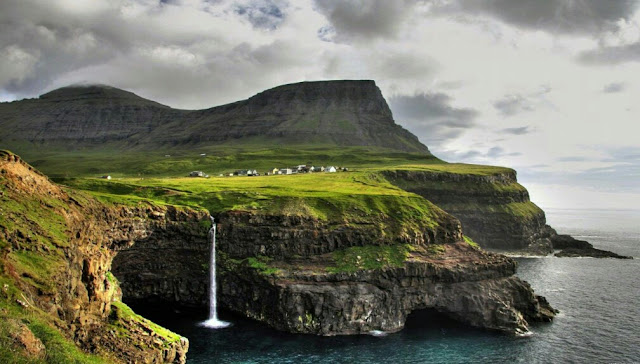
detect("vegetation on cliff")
(0, 150), (188, 363)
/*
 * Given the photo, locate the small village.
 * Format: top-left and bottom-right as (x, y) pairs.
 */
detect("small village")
(188, 164), (349, 178)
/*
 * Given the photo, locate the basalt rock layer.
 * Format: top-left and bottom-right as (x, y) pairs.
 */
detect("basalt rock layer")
(219, 242), (555, 335)
(210, 206), (555, 335)
(383, 169), (554, 254)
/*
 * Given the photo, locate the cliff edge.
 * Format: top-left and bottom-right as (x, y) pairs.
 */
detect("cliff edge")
(0, 150), (201, 363)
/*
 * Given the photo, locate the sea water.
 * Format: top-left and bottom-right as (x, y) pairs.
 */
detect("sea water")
(135, 208), (640, 363)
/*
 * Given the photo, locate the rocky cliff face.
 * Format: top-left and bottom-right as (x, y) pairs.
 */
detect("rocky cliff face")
(102, 186), (555, 337)
(111, 211), (210, 308)
(216, 219), (555, 335)
(0, 150), (197, 363)
(383, 169), (554, 253)
(215, 209), (462, 259)
(0, 80), (428, 153)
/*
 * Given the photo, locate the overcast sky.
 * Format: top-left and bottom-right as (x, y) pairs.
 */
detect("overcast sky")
(1, 0), (639, 209)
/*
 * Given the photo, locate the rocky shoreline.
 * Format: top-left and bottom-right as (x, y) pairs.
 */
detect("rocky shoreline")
(551, 234), (633, 259)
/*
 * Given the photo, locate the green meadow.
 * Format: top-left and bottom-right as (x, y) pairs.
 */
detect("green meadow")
(41, 146), (517, 229)
(21, 146), (442, 178)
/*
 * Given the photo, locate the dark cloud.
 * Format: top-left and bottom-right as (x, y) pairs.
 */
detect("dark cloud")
(317, 25), (336, 42)
(0, 0), (135, 97)
(602, 82), (626, 93)
(578, 42), (640, 65)
(313, 0), (415, 41)
(234, 0), (287, 30)
(493, 94), (534, 116)
(500, 126), (531, 135)
(433, 0), (639, 35)
(389, 92), (478, 147)
(0, 0), (306, 108)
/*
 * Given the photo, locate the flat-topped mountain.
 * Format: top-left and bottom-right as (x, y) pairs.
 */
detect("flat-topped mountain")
(0, 80), (428, 153)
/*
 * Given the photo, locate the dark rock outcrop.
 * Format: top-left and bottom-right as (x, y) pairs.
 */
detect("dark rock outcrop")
(551, 234), (632, 259)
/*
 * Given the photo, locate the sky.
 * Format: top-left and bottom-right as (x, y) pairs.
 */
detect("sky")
(1, 0), (639, 209)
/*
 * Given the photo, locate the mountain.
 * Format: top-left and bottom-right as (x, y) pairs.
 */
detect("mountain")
(0, 80), (429, 153)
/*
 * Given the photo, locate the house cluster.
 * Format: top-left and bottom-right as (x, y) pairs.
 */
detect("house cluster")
(221, 165), (348, 177)
(189, 171), (209, 178)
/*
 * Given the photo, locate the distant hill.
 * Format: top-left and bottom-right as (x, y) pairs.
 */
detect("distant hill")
(0, 80), (429, 154)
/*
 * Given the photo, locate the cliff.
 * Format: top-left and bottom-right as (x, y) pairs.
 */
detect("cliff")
(214, 211), (555, 335)
(382, 167), (554, 254)
(109, 187), (556, 336)
(0, 149), (557, 363)
(0, 80), (428, 153)
(0, 150), (202, 363)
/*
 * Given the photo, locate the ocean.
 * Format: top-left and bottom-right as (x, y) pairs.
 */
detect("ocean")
(137, 208), (640, 363)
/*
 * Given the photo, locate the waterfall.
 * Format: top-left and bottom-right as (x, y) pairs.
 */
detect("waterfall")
(200, 216), (230, 329)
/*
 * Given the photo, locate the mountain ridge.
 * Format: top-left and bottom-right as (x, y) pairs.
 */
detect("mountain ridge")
(0, 80), (429, 154)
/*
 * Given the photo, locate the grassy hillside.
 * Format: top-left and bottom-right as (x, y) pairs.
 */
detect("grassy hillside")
(19, 146), (440, 178)
(55, 169), (453, 239)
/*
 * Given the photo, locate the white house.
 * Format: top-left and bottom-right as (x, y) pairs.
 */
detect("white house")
(279, 168), (293, 175)
(326, 166), (337, 173)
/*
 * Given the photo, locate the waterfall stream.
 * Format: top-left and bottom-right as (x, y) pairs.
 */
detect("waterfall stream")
(200, 216), (230, 329)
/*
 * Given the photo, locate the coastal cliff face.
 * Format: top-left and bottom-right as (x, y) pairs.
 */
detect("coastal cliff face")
(213, 208), (554, 335)
(383, 169), (554, 253)
(215, 208), (462, 259)
(219, 242), (554, 335)
(111, 203), (555, 336)
(0, 151), (194, 363)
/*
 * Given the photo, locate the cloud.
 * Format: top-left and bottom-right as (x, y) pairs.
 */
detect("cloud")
(578, 42), (640, 65)
(600, 146), (640, 162)
(437, 145), (521, 163)
(602, 82), (626, 93)
(0, 0), (132, 96)
(234, 0), (288, 30)
(493, 86), (553, 116)
(493, 94), (534, 116)
(0, 0), (318, 107)
(557, 156), (591, 162)
(388, 92), (478, 147)
(432, 0), (639, 35)
(500, 126), (531, 135)
(313, 0), (415, 41)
